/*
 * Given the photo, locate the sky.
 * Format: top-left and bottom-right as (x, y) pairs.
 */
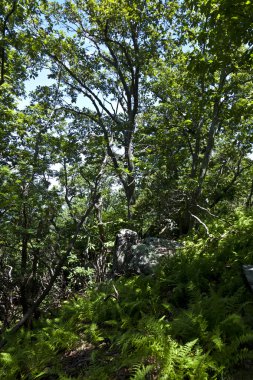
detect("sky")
(18, 69), (55, 110)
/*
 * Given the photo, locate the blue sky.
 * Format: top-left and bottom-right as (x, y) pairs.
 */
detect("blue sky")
(18, 68), (55, 109)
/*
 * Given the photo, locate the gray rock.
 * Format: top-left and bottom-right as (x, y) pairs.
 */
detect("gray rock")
(130, 238), (179, 274)
(112, 229), (138, 274)
(242, 265), (253, 292)
(113, 230), (180, 276)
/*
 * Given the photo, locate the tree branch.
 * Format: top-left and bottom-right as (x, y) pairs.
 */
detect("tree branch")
(0, 0), (17, 85)
(0, 159), (107, 349)
(190, 212), (210, 236)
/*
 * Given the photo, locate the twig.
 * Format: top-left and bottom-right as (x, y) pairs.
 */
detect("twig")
(196, 204), (217, 217)
(190, 212), (210, 236)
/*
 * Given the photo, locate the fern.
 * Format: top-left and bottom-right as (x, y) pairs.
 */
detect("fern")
(2, 211), (253, 379)
(0, 352), (20, 380)
(130, 364), (153, 380)
(170, 310), (208, 343)
(217, 332), (253, 369)
(161, 338), (221, 380)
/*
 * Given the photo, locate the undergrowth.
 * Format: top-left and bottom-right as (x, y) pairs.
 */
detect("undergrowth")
(1, 209), (253, 379)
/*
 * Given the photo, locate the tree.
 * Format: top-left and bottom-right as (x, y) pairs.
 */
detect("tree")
(133, 0), (253, 233)
(1, 0), (253, 346)
(0, 79), (112, 340)
(37, 0), (174, 218)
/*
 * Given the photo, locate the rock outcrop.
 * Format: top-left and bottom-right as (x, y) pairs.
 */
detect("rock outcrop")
(112, 230), (180, 276)
(112, 229), (138, 275)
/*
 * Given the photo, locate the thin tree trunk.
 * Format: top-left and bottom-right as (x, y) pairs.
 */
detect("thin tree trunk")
(0, 201), (95, 350)
(246, 177), (253, 208)
(0, 153), (108, 350)
(20, 203), (29, 317)
(196, 69), (227, 200)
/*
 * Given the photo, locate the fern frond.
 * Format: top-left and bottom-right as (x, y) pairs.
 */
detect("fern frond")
(130, 364), (153, 380)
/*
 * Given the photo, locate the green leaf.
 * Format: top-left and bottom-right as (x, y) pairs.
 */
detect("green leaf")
(0, 352), (13, 364)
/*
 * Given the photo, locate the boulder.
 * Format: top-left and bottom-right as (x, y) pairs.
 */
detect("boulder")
(130, 237), (179, 274)
(113, 231), (180, 276)
(112, 229), (138, 275)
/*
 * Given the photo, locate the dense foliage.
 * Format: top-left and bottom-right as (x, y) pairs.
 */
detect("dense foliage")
(0, 0), (253, 378)
(1, 211), (253, 379)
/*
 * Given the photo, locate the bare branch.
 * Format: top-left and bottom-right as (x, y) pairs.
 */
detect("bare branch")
(190, 212), (210, 236)
(0, 155), (108, 349)
(196, 204), (217, 217)
(47, 52), (119, 123)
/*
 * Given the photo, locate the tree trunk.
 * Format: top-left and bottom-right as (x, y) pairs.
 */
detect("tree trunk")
(0, 201), (95, 350)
